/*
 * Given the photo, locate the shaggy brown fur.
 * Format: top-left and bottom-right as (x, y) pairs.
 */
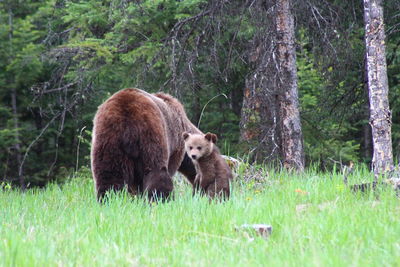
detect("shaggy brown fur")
(183, 132), (233, 199)
(91, 88), (200, 201)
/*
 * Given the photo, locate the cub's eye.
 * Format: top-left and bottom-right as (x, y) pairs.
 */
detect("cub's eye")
(189, 146), (193, 150)
(197, 147), (202, 150)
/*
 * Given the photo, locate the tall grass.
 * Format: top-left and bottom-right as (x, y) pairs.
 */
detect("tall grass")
(1, 166), (399, 267)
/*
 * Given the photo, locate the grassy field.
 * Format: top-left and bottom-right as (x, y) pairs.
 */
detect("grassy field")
(1, 166), (399, 267)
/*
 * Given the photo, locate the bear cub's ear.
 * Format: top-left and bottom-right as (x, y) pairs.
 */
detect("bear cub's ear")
(183, 132), (190, 140)
(205, 132), (218, 144)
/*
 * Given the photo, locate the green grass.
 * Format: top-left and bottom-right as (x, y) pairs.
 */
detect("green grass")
(1, 166), (399, 267)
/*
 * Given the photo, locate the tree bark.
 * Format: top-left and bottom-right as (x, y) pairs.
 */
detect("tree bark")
(239, 11), (281, 163)
(240, 70), (281, 163)
(240, 0), (304, 169)
(363, 0), (393, 176)
(275, 0), (305, 171)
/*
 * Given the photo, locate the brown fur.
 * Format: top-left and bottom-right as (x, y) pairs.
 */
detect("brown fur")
(183, 132), (233, 199)
(91, 88), (200, 201)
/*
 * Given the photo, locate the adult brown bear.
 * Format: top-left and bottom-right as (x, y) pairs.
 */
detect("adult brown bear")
(91, 88), (200, 201)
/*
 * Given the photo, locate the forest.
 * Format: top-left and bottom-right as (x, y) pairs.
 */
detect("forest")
(2, 1), (400, 266)
(0, 0), (399, 187)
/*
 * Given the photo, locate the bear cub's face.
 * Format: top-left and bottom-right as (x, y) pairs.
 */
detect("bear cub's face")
(183, 132), (217, 161)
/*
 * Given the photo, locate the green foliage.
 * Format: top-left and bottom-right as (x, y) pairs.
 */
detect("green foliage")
(7, 43), (44, 86)
(297, 30), (361, 166)
(0, 1), (51, 184)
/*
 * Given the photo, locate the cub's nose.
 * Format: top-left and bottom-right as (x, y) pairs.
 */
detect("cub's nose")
(191, 155), (197, 160)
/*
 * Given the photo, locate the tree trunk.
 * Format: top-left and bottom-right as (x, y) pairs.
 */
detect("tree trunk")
(240, 0), (304, 168)
(275, 0), (305, 171)
(240, 70), (281, 163)
(363, 0), (393, 176)
(239, 19), (281, 163)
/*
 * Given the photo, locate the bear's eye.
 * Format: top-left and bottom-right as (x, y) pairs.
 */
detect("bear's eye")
(197, 147), (202, 150)
(189, 146), (193, 150)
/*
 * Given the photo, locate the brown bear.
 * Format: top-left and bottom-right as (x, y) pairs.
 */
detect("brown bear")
(183, 132), (233, 199)
(91, 88), (201, 201)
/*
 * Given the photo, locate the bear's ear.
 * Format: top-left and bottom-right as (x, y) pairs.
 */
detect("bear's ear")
(183, 132), (190, 140)
(205, 132), (218, 143)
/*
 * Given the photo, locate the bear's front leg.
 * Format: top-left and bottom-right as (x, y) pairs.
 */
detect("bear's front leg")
(178, 153), (197, 185)
(205, 179), (230, 200)
(143, 168), (173, 201)
(192, 173), (202, 196)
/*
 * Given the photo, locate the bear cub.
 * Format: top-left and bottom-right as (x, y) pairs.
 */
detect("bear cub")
(183, 132), (233, 199)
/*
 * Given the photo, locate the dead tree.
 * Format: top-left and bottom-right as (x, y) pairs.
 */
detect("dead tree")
(275, 0), (305, 171)
(240, 0), (304, 170)
(240, 2), (281, 164)
(363, 0), (393, 176)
